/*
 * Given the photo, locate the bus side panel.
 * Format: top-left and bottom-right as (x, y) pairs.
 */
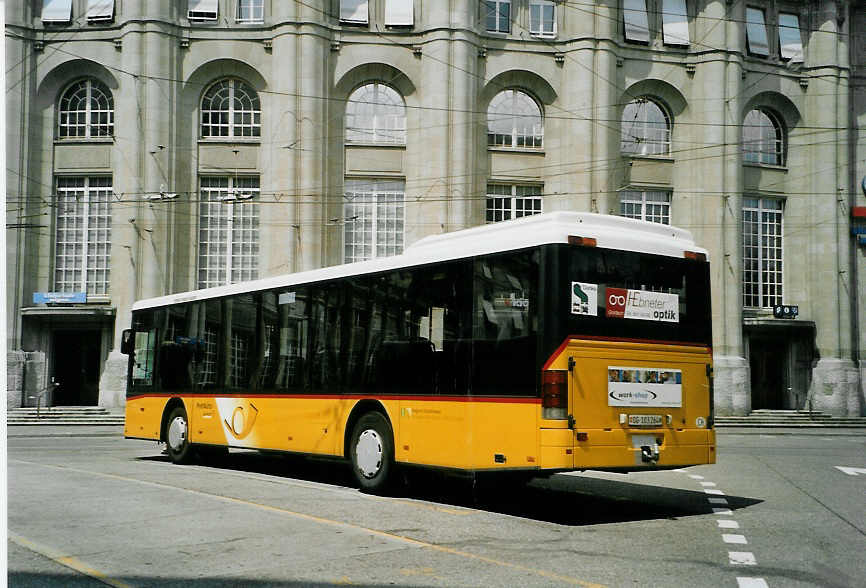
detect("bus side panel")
(464, 400), (539, 470)
(125, 396), (169, 440)
(186, 396), (407, 459)
(186, 396), (353, 456)
(394, 399), (539, 470)
(397, 399), (468, 468)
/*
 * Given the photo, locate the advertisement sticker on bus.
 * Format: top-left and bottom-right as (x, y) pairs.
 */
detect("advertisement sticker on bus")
(571, 282), (598, 316)
(605, 288), (679, 322)
(607, 366), (682, 407)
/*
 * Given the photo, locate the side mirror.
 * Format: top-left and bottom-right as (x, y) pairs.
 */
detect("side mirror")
(120, 329), (134, 355)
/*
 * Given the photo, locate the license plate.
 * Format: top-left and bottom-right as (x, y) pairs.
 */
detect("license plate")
(628, 414), (663, 427)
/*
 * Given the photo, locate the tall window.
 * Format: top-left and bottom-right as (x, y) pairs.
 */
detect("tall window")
(743, 109), (784, 165)
(198, 177), (260, 288)
(487, 90), (543, 149)
(486, 184), (542, 223)
(201, 79), (261, 138)
(745, 7), (769, 56)
(778, 13), (804, 62)
(340, 0), (368, 23)
(236, 0), (263, 23)
(87, 0), (115, 22)
(621, 97), (671, 156)
(623, 0), (649, 43)
(485, 0), (510, 33)
(58, 79), (114, 138)
(345, 83), (406, 144)
(743, 197), (784, 308)
(54, 177), (112, 296)
(188, 0), (218, 21)
(619, 190), (671, 224)
(343, 179), (405, 263)
(529, 0), (556, 37)
(42, 0), (72, 23)
(662, 0), (689, 46)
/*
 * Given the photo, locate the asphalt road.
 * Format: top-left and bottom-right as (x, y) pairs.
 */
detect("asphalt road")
(7, 428), (866, 587)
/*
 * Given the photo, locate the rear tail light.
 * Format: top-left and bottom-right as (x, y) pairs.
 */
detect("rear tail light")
(684, 250), (707, 262)
(568, 235), (597, 247)
(542, 370), (568, 420)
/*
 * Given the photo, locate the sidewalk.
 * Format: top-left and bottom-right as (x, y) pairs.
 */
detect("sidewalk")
(6, 425), (125, 438)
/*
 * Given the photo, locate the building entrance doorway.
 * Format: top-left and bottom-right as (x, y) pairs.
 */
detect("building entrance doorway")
(749, 339), (788, 409)
(52, 330), (101, 406)
(746, 322), (816, 412)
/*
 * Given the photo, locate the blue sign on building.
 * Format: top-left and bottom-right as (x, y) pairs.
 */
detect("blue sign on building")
(33, 292), (87, 304)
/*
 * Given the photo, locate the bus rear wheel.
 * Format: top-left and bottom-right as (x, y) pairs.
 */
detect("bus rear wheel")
(165, 406), (194, 464)
(350, 412), (395, 494)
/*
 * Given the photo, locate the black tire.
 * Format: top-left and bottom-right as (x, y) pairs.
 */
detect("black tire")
(349, 412), (395, 494)
(164, 405), (195, 464)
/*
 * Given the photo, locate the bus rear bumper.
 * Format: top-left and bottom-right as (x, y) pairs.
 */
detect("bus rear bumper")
(540, 428), (715, 470)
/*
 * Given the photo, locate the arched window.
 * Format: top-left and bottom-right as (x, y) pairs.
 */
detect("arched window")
(58, 79), (114, 138)
(487, 89), (543, 148)
(621, 97), (670, 156)
(743, 109), (784, 165)
(345, 83), (406, 144)
(201, 79), (261, 138)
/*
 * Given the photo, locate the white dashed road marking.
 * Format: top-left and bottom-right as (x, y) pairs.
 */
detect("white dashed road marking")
(737, 578), (769, 588)
(677, 470), (768, 585)
(728, 552), (758, 566)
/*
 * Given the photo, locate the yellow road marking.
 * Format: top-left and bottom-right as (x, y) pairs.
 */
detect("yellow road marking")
(11, 459), (606, 587)
(8, 532), (135, 588)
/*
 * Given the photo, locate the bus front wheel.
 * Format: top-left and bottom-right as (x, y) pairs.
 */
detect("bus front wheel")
(350, 412), (395, 494)
(165, 406), (194, 464)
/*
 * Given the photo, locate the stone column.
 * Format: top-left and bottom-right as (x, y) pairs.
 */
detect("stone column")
(806, 1), (858, 416)
(268, 9), (300, 274)
(686, 1), (747, 415)
(295, 4), (328, 271)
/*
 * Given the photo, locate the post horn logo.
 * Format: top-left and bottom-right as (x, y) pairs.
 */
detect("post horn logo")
(224, 402), (259, 440)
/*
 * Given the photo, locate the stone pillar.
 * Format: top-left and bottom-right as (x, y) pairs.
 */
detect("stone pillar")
(269, 18), (300, 273)
(446, 35), (477, 232)
(19, 351), (48, 406)
(7, 351), (26, 410)
(696, 1), (748, 415)
(415, 37), (451, 238)
(806, 1), (858, 416)
(296, 13), (328, 271)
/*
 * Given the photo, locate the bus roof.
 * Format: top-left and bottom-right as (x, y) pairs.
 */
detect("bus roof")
(131, 211), (707, 311)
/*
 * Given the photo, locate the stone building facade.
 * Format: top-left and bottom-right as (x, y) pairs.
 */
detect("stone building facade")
(6, 0), (865, 415)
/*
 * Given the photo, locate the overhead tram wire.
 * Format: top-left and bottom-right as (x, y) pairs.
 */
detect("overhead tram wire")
(7, 5), (858, 218)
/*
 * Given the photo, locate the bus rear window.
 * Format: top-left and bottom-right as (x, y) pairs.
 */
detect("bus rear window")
(547, 245), (711, 347)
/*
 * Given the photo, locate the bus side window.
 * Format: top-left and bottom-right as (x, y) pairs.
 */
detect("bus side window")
(473, 251), (538, 396)
(132, 330), (156, 388)
(158, 342), (193, 390)
(226, 295), (257, 390)
(275, 287), (309, 390)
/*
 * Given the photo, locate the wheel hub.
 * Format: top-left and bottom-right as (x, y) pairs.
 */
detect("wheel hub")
(355, 429), (383, 478)
(167, 416), (187, 451)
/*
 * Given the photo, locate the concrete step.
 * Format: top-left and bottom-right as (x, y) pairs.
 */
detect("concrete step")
(715, 414), (866, 428)
(7, 406), (124, 426)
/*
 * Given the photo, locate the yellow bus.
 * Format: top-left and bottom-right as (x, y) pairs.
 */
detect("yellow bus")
(123, 212), (715, 492)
